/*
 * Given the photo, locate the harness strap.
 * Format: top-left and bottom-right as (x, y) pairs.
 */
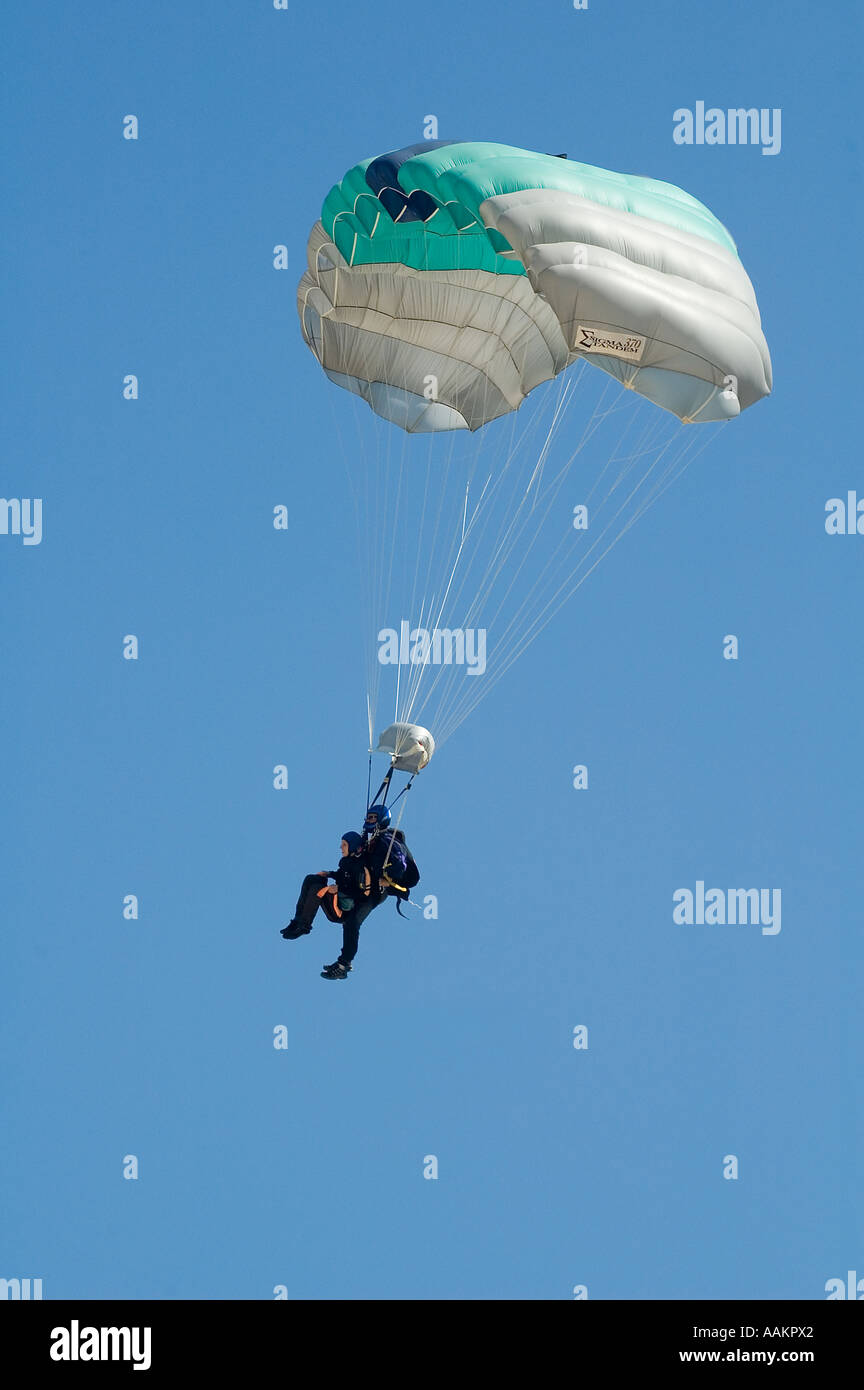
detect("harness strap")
(316, 884), (342, 918)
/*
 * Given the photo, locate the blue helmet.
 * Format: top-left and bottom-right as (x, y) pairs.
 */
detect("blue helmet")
(364, 803), (391, 833)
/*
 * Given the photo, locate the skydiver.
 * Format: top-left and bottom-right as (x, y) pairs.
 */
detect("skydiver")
(361, 803), (412, 906)
(318, 805), (418, 979)
(317, 806), (401, 980)
(281, 831), (368, 943)
(281, 810), (419, 981)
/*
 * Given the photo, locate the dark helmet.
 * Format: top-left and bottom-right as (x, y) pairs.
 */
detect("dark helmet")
(364, 803), (391, 834)
(341, 831), (363, 854)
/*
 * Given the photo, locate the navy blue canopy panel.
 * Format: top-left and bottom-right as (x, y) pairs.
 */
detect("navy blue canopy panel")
(364, 141), (458, 222)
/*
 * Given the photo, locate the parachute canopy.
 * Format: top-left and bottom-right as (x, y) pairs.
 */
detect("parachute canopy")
(298, 140), (771, 428)
(376, 722), (435, 773)
(297, 140), (772, 758)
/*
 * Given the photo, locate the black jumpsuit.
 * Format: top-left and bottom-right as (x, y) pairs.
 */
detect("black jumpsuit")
(335, 831), (409, 964)
(285, 854), (368, 939)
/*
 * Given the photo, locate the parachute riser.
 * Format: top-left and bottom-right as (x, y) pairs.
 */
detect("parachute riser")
(367, 763), (395, 815)
(366, 763), (417, 821)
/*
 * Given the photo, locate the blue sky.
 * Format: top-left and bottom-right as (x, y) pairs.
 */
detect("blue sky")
(3, 1), (861, 1300)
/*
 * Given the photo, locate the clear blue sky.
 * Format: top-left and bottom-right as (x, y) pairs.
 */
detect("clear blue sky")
(3, 1), (861, 1300)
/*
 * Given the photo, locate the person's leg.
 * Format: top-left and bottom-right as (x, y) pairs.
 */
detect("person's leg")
(337, 894), (381, 965)
(282, 874), (327, 938)
(318, 887), (343, 924)
(335, 909), (357, 965)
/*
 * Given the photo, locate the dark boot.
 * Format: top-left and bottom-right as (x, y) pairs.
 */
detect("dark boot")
(321, 960), (351, 980)
(281, 921), (311, 939)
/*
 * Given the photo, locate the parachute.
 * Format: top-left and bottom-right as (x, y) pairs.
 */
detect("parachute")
(299, 141), (770, 426)
(376, 722), (435, 773)
(297, 140), (771, 780)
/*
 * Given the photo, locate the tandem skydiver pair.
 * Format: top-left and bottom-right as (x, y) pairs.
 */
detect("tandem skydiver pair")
(280, 803), (419, 980)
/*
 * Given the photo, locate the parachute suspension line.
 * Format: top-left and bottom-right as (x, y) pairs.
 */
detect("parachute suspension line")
(435, 438), (677, 742)
(399, 465), (498, 730)
(372, 349), (393, 729)
(595, 416), (724, 556)
(334, 352), (382, 748)
(369, 410), (384, 731)
(452, 372), (572, 626)
(326, 213), (724, 757)
(432, 396), (703, 742)
(399, 423), (461, 726)
(385, 349), (412, 715)
(644, 420), (729, 512)
(402, 353), (569, 727)
(406, 214), (442, 622)
(361, 319), (416, 739)
(358, 354), (405, 747)
(348, 323), (695, 754)
(493, 379), (661, 626)
(488, 411), (669, 650)
(393, 373), (486, 723)
(527, 376), (573, 511)
(394, 222), (575, 733)
(435, 413), (721, 743)
(398, 214), (445, 718)
(390, 221), (511, 728)
(416, 372), (580, 731)
(602, 390), (670, 496)
(366, 747), (373, 813)
(406, 425), (440, 666)
(371, 255), (460, 737)
(299, 143), (771, 772)
(399, 367), (555, 732)
(540, 422), (706, 608)
(399, 506), (468, 729)
(452, 373), (575, 616)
